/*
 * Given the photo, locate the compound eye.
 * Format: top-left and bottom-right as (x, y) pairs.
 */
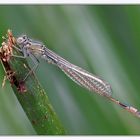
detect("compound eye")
(16, 35), (27, 45)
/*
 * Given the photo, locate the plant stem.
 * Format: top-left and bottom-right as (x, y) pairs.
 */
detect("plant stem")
(0, 42), (66, 135)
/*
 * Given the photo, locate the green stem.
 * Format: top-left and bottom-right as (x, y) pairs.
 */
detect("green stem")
(0, 47), (66, 135)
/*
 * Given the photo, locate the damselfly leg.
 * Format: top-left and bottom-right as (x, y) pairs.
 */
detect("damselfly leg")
(10, 45), (40, 81)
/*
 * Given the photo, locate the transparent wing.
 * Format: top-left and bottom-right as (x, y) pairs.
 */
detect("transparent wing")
(43, 47), (112, 97)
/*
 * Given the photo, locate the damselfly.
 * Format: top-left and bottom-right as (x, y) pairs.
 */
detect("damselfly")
(12, 35), (140, 118)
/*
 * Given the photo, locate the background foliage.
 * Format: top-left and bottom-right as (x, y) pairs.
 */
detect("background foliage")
(0, 5), (140, 135)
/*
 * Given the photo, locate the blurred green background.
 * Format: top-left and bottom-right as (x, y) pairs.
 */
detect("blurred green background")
(0, 5), (140, 135)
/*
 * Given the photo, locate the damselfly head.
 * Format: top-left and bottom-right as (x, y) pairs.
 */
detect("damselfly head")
(16, 35), (28, 46)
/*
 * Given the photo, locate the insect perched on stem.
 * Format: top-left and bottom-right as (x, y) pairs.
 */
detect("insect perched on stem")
(3, 32), (140, 118)
(15, 35), (112, 97)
